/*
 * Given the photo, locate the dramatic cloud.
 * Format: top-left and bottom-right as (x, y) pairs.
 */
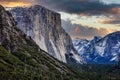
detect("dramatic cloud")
(1, 0), (120, 15)
(0, 0), (35, 7)
(0, 0), (34, 2)
(108, 7), (120, 16)
(62, 20), (116, 39)
(0, 0), (119, 39)
(97, 16), (120, 25)
(38, 0), (120, 15)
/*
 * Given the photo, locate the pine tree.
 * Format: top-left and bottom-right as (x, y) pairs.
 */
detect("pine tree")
(24, 57), (27, 74)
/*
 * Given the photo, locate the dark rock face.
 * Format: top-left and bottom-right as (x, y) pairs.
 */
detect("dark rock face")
(9, 5), (83, 63)
(0, 5), (39, 53)
(0, 5), (22, 52)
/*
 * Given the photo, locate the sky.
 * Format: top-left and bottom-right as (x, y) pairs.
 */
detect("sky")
(1, 0), (120, 39)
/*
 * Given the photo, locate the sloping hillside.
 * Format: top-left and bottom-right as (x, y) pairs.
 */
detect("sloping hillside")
(0, 5), (80, 80)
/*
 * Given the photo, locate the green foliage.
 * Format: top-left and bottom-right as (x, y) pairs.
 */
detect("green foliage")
(1, 44), (120, 80)
(68, 64), (120, 80)
(0, 45), (80, 80)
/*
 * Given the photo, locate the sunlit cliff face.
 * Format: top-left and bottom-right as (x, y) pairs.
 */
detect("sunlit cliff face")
(1, 2), (31, 7)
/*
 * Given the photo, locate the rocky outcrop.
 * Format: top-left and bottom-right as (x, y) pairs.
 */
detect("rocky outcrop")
(9, 5), (83, 63)
(0, 5), (24, 52)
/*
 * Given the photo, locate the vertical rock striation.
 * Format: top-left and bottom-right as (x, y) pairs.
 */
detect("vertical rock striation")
(9, 5), (83, 63)
(0, 5), (82, 80)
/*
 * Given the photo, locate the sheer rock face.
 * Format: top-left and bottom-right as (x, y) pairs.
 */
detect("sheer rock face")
(9, 5), (83, 63)
(0, 5), (37, 53)
(0, 6), (81, 79)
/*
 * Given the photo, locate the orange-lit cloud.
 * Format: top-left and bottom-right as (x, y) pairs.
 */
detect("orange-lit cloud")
(62, 20), (117, 39)
(97, 15), (120, 25)
(109, 7), (120, 16)
(98, 17), (116, 24)
(0, 2), (31, 7)
(72, 26), (116, 39)
(74, 26), (80, 32)
(0, 0), (36, 7)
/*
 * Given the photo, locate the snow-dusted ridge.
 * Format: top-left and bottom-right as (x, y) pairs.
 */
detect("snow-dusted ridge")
(73, 32), (120, 64)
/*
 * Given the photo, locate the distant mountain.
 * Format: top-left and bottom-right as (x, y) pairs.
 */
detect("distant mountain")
(73, 33), (120, 64)
(0, 5), (81, 80)
(9, 5), (84, 64)
(73, 39), (89, 55)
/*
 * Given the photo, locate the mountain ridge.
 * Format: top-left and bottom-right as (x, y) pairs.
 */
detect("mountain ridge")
(73, 31), (120, 64)
(9, 5), (84, 64)
(0, 5), (81, 80)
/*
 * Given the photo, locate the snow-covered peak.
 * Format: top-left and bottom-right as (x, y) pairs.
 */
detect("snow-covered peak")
(73, 32), (120, 64)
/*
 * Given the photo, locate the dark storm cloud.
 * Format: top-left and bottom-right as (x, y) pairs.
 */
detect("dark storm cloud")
(61, 20), (116, 39)
(38, 0), (120, 15)
(1, 0), (120, 15)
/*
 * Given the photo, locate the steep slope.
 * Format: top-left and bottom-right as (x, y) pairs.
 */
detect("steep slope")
(0, 5), (80, 80)
(9, 5), (83, 63)
(73, 39), (89, 55)
(74, 34), (120, 64)
(73, 36), (101, 62)
(92, 31), (120, 63)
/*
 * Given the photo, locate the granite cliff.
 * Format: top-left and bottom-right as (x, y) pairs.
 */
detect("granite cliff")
(9, 5), (83, 63)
